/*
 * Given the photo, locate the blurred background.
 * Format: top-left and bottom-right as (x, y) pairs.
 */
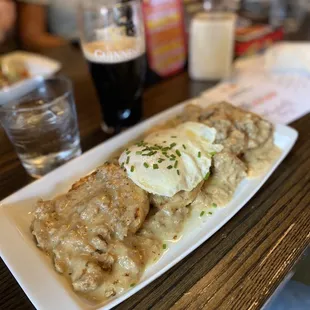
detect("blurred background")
(0, 0), (309, 309)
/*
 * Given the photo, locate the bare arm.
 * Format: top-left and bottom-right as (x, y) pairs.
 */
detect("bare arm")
(0, 0), (16, 43)
(18, 2), (67, 50)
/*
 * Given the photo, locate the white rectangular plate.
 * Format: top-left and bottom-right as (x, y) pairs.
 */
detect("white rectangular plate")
(0, 99), (298, 310)
(0, 51), (61, 104)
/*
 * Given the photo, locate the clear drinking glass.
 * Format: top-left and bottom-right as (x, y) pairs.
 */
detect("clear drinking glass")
(78, 0), (146, 134)
(0, 76), (81, 178)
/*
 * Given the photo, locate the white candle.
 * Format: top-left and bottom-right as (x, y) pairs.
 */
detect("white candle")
(189, 12), (236, 81)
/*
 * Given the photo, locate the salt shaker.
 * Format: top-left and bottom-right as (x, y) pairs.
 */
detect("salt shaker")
(189, 12), (236, 81)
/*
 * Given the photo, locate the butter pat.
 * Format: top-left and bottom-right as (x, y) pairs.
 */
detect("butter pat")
(189, 12), (236, 81)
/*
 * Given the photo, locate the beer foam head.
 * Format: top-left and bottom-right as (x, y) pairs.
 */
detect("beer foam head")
(82, 37), (145, 64)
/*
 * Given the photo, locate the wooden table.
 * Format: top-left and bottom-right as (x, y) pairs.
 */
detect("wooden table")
(1, 24), (310, 310)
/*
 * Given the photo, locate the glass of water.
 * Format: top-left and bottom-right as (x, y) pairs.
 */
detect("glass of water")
(0, 76), (81, 178)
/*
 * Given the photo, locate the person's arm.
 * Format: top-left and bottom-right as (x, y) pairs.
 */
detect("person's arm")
(0, 0), (16, 43)
(18, 2), (67, 50)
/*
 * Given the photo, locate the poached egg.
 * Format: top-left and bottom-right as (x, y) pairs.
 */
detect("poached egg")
(119, 122), (223, 197)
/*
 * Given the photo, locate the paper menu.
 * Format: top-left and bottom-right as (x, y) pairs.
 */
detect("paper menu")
(210, 43), (310, 124)
(201, 75), (310, 124)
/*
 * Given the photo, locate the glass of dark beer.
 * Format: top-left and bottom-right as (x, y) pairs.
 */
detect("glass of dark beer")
(78, 0), (146, 134)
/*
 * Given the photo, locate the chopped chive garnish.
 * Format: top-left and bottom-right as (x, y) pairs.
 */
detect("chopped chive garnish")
(177, 169), (180, 175)
(143, 162), (149, 168)
(167, 165), (173, 170)
(130, 166), (135, 172)
(136, 151), (142, 155)
(143, 151), (156, 156)
(170, 142), (177, 148)
(126, 156), (130, 164)
(158, 158), (165, 163)
(174, 161), (178, 168)
(162, 147), (170, 151)
(204, 172), (210, 180)
(163, 141), (167, 143)
(198, 151), (201, 158)
(171, 136), (177, 138)
(176, 150), (181, 157)
(208, 212), (213, 215)
(126, 150), (131, 155)
(200, 211), (205, 217)
(210, 151), (217, 156)
(163, 153), (169, 158)
(182, 144), (186, 150)
(136, 141), (144, 146)
(163, 244), (167, 249)
(153, 164), (159, 169)
(130, 283), (135, 287)
(212, 203), (217, 208)
(121, 162), (124, 168)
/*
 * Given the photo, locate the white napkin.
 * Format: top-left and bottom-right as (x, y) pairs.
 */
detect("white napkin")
(265, 42), (310, 75)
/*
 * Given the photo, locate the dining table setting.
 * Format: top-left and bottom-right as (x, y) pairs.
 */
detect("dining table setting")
(0, 7), (310, 310)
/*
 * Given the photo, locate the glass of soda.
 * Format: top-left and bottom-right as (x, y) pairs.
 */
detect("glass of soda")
(79, 0), (146, 134)
(0, 76), (81, 178)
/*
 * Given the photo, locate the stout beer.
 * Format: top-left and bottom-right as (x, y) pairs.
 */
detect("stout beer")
(83, 37), (146, 133)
